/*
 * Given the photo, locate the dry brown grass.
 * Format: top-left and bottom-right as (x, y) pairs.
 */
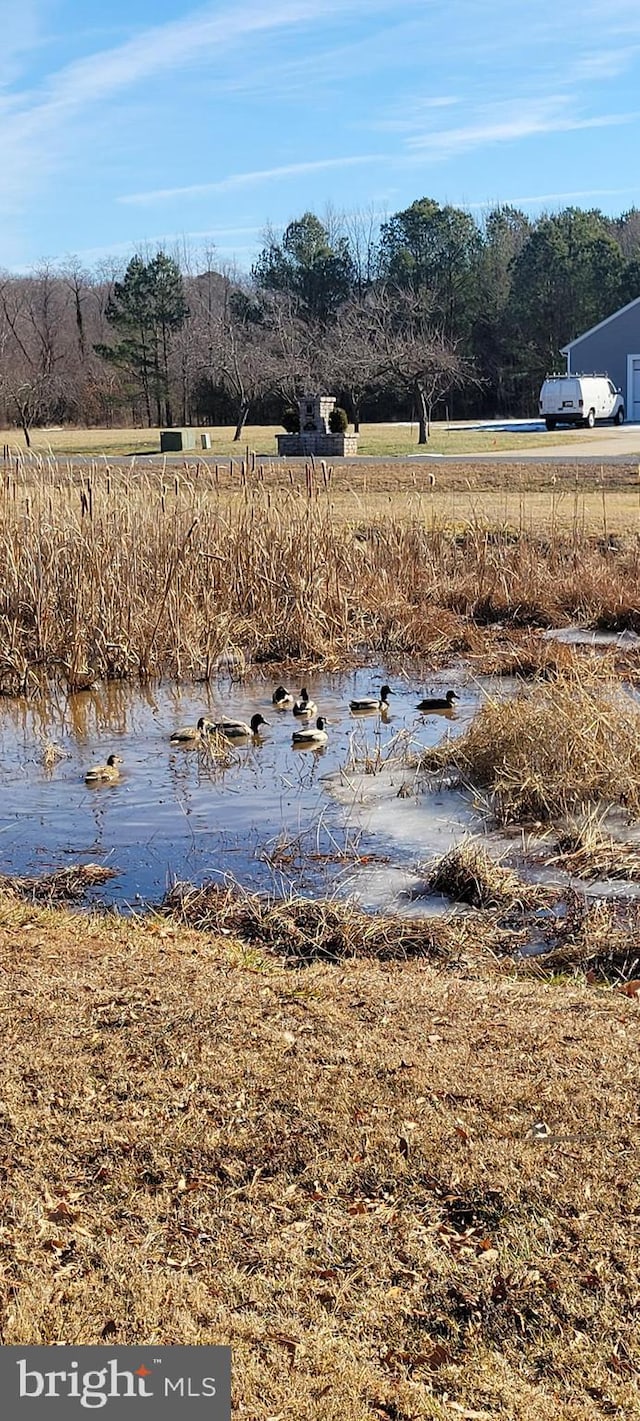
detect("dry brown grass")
(422, 671), (640, 825)
(0, 454), (640, 689)
(0, 863), (115, 901)
(534, 889), (640, 983)
(0, 894), (638, 1420)
(163, 881), (457, 964)
(423, 840), (545, 912)
(546, 808), (640, 881)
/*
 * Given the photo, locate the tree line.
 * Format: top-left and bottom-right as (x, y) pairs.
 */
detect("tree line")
(2, 199), (640, 443)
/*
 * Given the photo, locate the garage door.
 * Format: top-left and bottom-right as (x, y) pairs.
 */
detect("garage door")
(631, 356), (640, 421)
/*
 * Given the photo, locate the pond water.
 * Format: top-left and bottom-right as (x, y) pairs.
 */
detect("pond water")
(0, 669), (488, 908)
(3, 667), (639, 915)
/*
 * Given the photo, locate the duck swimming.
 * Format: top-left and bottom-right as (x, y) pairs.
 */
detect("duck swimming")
(416, 690), (459, 712)
(350, 684), (394, 712)
(272, 685), (294, 709)
(170, 716), (215, 743)
(292, 688), (318, 717)
(212, 713), (268, 740)
(85, 753), (123, 784)
(292, 716), (329, 747)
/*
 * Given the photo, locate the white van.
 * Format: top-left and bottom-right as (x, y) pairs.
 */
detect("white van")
(539, 374), (625, 430)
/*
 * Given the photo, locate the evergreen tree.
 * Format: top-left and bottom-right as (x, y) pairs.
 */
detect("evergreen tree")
(252, 213), (354, 323)
(96, 253), (188, 426)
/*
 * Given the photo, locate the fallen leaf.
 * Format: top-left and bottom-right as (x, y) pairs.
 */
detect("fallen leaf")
(425, 1342), (450, 1369)
(269, 1333), (299, 1357)
(477, 1248), (500, 1265)
(46, 1201), (77, 1223)
(617, 980), (640, 998)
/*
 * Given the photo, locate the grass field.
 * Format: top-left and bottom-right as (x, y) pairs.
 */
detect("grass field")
(0, 892), (638, 1420)
(0, 421), (581, 459)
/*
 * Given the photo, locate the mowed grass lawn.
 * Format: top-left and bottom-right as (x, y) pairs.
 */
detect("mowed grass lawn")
(0, 895), (638, 1420)
(0, 421), (580, 459)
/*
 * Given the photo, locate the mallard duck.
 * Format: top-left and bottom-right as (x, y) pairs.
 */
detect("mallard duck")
(350, 684), (394, 712)
(416, 690), (459, 712)
(170, 716), (215, 744)
(212, 713), (268, 740)
(85, 753), (123, 784)
(272, 685), (295, 709)
(292, 688), (318, 717)
(292, 716), (329, 747)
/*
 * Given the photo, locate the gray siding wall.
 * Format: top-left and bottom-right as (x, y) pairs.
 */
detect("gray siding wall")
(567, 302), (640, 403)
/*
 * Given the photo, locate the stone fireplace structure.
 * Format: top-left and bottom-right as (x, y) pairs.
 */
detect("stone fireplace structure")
(276, 395), (359, 457)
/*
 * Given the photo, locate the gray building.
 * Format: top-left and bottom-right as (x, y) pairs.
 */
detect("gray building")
(561, 296), (640, 421)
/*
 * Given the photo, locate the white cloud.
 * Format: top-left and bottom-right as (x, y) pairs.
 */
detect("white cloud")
(0, 0), (404, 215)
(570, 48), (635, 81)
(0, 0), (43, 88)
(467, 187), (636, 210)
(119, 155), (385, 206)
(402, 97), (637, 161)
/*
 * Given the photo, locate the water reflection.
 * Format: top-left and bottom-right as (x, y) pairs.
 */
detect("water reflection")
(0, 670), (476, 907)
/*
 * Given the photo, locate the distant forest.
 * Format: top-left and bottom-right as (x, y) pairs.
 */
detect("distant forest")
(2, 199), (640, 440)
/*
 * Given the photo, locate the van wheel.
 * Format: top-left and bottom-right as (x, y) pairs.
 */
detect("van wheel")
(545, 418), (557, 431)
(586, 409), (596, 429)
(614, 407), (625, 425)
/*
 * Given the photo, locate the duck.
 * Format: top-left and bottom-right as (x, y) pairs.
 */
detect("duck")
(85, 753), (123, 784)
(350, 684), (395, 713)
(416, 690), (459, 712)
(272, 685), (295, 710)
(292, 716), (329, 747)
(170, 716), (215, 744)
(292, 687), (318, 717)
(212, 713), (268, 741)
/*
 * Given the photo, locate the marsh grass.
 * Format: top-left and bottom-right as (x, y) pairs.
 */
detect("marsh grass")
(546, 806), (640, 880)
(423, 839), (546, 912)
(162, 880), (454, 964)
(421, 671), (640, 825)
(0, 863), (116, 901)
(1, 454), (640, 690)
(536, 888), (640, 983)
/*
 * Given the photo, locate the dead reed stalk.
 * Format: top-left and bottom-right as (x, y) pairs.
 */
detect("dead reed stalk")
(0, 459), (639, 688)
(424, 838), (546, 911)
(421, 670), (640, 824)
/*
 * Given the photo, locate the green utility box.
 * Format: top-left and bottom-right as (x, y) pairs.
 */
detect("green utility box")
(160, 428), (197, 452)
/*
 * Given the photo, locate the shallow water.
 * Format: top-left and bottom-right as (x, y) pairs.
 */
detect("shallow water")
(0, 669), (487, 907)
(3, 668), (639, 916)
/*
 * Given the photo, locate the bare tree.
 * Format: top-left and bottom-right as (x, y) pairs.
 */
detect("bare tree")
(366, 287), (474, 443)
(0, 270), (70, 445)
(262, 292), (320, 408)
(341, 204), (383, 298)
(319, 296), (383, 430)
(215, 283), (274, 441)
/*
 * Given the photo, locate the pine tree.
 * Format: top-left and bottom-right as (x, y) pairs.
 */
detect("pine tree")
(96, 253), (188, 426)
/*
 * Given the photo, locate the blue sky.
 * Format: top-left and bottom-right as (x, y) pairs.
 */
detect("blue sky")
(1, 0), (640, 272)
